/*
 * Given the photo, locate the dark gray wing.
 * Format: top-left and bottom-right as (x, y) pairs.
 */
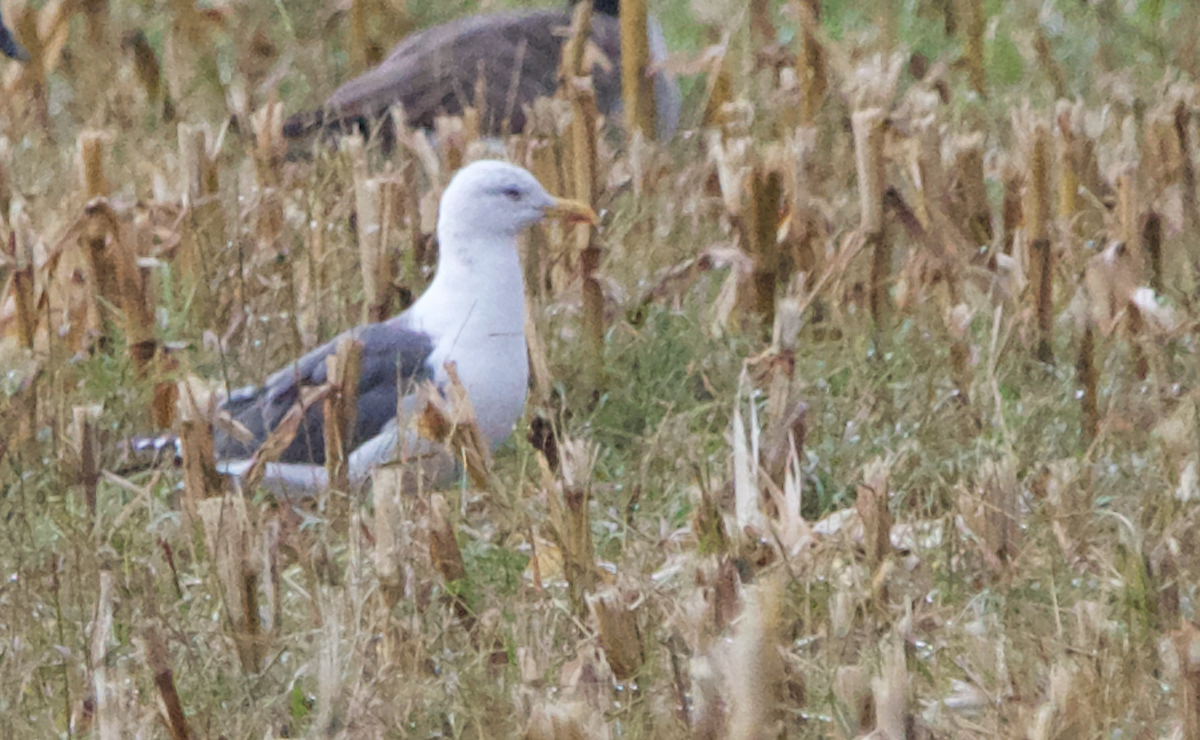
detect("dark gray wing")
(0, 13), (28, 62)
(282, 10), (622, 138)
(215, 320), (435, 464)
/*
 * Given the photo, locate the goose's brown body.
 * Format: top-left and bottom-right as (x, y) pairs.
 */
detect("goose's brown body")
(283, 9), (622, 140)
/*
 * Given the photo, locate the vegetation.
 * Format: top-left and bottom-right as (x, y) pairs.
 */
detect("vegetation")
(1, 0), (1199, 738)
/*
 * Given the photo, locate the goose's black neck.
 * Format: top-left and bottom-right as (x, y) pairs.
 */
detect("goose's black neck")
(571, 0), (620, 18)
(0, 13), (28, 62)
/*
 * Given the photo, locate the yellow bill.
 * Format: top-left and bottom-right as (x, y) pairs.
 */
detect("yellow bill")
(543, 197), (597, 226)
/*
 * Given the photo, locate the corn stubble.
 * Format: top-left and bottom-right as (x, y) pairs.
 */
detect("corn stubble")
(3, 0), (1200, 738)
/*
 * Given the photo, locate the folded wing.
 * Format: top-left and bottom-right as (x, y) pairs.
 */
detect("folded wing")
(215, 319), (435, 464)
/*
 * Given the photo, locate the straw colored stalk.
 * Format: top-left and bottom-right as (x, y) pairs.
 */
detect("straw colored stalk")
(883, 187), (972, 408)
(5, 227), (39, 464)
(1144, 211), (1163, 294)
(262, 518), (282, 630)
(349, 0), (398, 70)
(974, 456), (1020, 569)
(11, 7), (50, 129)
(1033, 28), (1067, 99)
(79, 131), (157, 364)
(122, 30), (172, 118)
(178, 410), (224, 524)
(870, 634), (908, 740)
(323, 338), (363, 496)
(955, 143), (993, 247)
(548, 439), (599, 614)
(77, 134), (115, 350)
(1024, 124), (1054, 363)
(999, 164), (1021, 258)
(0, 157), (11, 226)
(349, 0), (371, 70)
(79, 131), (110, 200)
(400, 155), (426, 289)
(914, 115), (947, 228)
(797, 0), (826, 125)
(745, 167), (784, 327)
(726, 571), (785, 740)
(177, 123), (223, 326)
(1115, 164), (1148, 379)
(299, 203), (326, 346)
(1076, 324), (1098, 442)
(561, 7), (605, 399)
(81, 0), (110, 46)
(700, 48), (733, 130)
(962, 0), (986, 98)
(0, 364), (39, 469)
(429, 493), (474, 628)
(619, 0), (656, 138)
(163, 0), (224, 111)
(527, 702), (603, 740)
(690, 483), (729, 556)
(73, 406), (99, 516)
(1056, 108), (1079, 228)
(91, 570), (119, 740)
(8, 232), (36, 350)
(852, 108), (889, 325)
(241, 383), (332, 493)
(856, 458), (892, 572)
(749, 0), (774, 47)
(144, 625), (193, 740)
(1174, 622), (1200, 740)
(526, 143), (559, 300)
(834, 665), (873, 739)
(783, 128), (821, 295)
(933, 0), (955, 34)
(251, 102), (286, 249)
(356, 177), (399, 322)
(554, 484), (597, 611)
(198, 493), (263, 673)
(434, 116), (467, 173)
(587, 585), (644, 681)
(1176, 101), (1197, 230)
(82, 200), (158, 369)
(371, 466), (408, 607)
(417, 363), (493, 487)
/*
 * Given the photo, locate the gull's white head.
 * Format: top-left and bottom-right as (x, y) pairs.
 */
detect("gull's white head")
(437, 160), (595, 247)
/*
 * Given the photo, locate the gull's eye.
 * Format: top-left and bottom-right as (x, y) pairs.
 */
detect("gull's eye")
(502, 187), (522, 201)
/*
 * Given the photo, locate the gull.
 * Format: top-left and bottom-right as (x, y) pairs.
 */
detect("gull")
(145, 160), (595, 496)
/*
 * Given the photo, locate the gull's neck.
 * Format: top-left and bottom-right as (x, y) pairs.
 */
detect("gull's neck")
(400, 232), (527, 338)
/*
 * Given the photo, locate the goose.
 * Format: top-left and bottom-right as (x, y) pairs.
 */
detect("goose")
(282, 0), (680, 144)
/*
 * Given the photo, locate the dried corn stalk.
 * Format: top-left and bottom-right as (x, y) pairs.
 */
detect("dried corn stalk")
(852, 108), (889, 324)
(560, 2), (605, 398)
(796, 0), (826, 125)
(429, 493), (473, 627)
(546, 438), (599, 614)
(587, 584), (644, 681)
(1019, 117), (1054, 362)
(177, 123), (223, 327)
(620, 0), (656, 138)
(323, 338), (363, 495)
(251, 101), (285, 249)
(962, 0), (986, 98)
(198, 493), (263, 672)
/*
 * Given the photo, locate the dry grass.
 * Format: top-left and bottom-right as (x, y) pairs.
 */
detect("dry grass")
(2, 0), (1200, 738)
